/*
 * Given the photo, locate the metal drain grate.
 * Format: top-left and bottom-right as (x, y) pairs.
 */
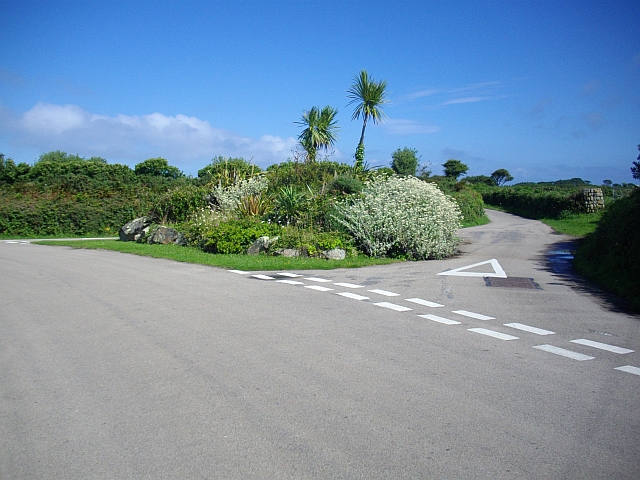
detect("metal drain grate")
(484, 277), (541, 289)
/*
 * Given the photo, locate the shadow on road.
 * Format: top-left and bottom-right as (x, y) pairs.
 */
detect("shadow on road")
(537, 239), (638, 316)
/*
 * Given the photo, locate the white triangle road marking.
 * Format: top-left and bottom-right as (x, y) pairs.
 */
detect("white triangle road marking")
(437, 259), (507, 278)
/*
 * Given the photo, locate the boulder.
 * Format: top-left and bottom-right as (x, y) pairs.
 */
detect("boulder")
(273, 248), (300, 257)
(247, 236), (278, 255)
(119, 216), (153, 242)
(148, 226), (187, 246)
(321, 248), (346, 260)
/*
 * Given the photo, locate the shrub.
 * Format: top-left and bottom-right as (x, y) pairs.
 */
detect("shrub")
(275, 226), (355, 257)
(328, 175), (364, 195)
(152, 184), (208, 223)
(574, 188), (640, 310)
(390, 147), (419, 176)
(198, 156), (262, 186)
(450, 187), (487, 226)
(199, 218), (282, 254)
(209, 176), (269, 212)
(334, 176), (461, 259)
(134, 157), (183, 178)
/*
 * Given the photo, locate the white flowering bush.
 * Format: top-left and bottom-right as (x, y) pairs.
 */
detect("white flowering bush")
(210, 175), (269, 212)
(334, 176), (461, 259)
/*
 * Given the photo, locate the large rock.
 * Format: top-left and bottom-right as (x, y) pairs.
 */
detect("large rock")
(321, 248), (346, 260)
(247, 236), (278, 255)
(148, 226), (187, 246)
(273, 248), (300, 257)
(119, 216), (153, 242)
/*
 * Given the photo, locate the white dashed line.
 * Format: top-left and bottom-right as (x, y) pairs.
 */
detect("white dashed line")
(333, 282), (364, 289)
(277, 272), (303, 278)
(504, 323), (555, 335)
(533, 345), (594, 361)
(305, 277), (332, 283)
(468, 328), (518, 340)
(335, 292), (369, 301)
(405, 298), (444, 308)
(304, 285), (334, 292)
(368, 289), (400, 297)
(453, 310), (495, 321)
(252, 274), (275, 280)
(418, 314), (461, 325)
(373, 302), (412, 312)
(570, 339), (634, 354)
(228, 270), (250, 274)
(614, 365), (640, 376)
(276, 280), (304, 285)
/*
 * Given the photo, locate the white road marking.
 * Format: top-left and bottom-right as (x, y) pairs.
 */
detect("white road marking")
(276, 280), (304, 285)
(614, 365), (640, 376)
(533, 345), (594, 361)
(333, 282), (364, 289)
(437, 259), (507, 278)
(368, 289), (400, 297)
(468, 328), (518, 340)
(405, 298), (444, 308)
(373, 302), (412, 312)
(304, 285), (334, 292)
(228, 270), (250, 274)
(252, 274), (275, 280)
(570, 339), (634, 354)
(305, 277), (332, 283)
(418, 314), (461, 325)
(504, 323), (555, 335)
(3, 240), (30, 244)
(453, 310), (495, 320)
(276, 272), (303, 278)
(335, 292), (369, 301)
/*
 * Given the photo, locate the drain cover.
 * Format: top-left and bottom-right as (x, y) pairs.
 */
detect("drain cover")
(484, 277), (541, 289)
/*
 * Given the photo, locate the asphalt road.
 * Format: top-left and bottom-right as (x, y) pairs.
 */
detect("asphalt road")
(1, 210), (638, 479)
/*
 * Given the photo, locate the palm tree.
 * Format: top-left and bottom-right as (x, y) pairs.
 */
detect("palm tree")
(295, 106), (339, 163)
(346, 70), (388, 167)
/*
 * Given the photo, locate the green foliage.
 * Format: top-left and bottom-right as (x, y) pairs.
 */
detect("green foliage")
(197, 156), (262, 186)
(464, 175), (497, 186)
(354, 143), (365, 171)
(265, 160), (352, 191)
(199, 218), (282, 254)
(442, 159), (469, 179)
(391, 147), (420, 176)
(209, 175), (269, 212)
(152, 184), (208, 223)
(272, 186), (307, 226)
(328, 175), (364, 195)
(490, 169), (514, 186)
(296, 106), (340, 163)
(0, 154), (30, 185)
(574, 188), (640, 310)
(276, 226), (355, 257)
(334, 176), (461, 259)
(450, 187), (488, 227)
(134, 157), (183, 178)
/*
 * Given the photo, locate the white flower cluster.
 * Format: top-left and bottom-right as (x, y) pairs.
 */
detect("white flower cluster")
(211, 175), (269, 212)
(334, 176), (461, 259)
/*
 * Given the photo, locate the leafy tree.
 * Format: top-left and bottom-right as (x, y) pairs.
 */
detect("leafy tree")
(464, 175), (497, 186)
(347, 70), (388, 169)
(0, 153), (30, 184)
(442, 159), (469, 180)
(295, 106), (339, 163)
(491, 168), (514, 186)
(632, 145), (640, 180)
(134, 157), (182, 178)
(391, 147), (420, 176)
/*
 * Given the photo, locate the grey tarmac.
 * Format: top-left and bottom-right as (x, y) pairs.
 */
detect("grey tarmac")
(1, 210), (638, 479)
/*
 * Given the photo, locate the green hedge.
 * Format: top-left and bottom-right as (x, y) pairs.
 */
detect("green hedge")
(574, 188), (640, 311)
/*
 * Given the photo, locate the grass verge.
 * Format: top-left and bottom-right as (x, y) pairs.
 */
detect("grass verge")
(35, 240), (403, 270)
(485, 205), (601, 236)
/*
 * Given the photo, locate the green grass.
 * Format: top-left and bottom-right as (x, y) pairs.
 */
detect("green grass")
(35, 240), (403, 270)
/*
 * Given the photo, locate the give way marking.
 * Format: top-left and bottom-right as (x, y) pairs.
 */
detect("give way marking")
(437, 259), (507, 278)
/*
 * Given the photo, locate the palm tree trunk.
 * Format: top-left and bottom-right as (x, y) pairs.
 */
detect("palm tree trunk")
(358, 115), (369, 147)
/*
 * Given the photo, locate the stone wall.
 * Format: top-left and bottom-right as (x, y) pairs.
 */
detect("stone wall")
(581, 188), (605, 213)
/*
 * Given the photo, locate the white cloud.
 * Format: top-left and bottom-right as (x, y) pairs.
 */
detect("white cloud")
(383, 118), (441, 135)
(1, 102), (297, 170)
(439, 97), (488, 106)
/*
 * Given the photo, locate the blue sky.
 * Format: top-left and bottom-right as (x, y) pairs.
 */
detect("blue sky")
(1, 0), (638, 184)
